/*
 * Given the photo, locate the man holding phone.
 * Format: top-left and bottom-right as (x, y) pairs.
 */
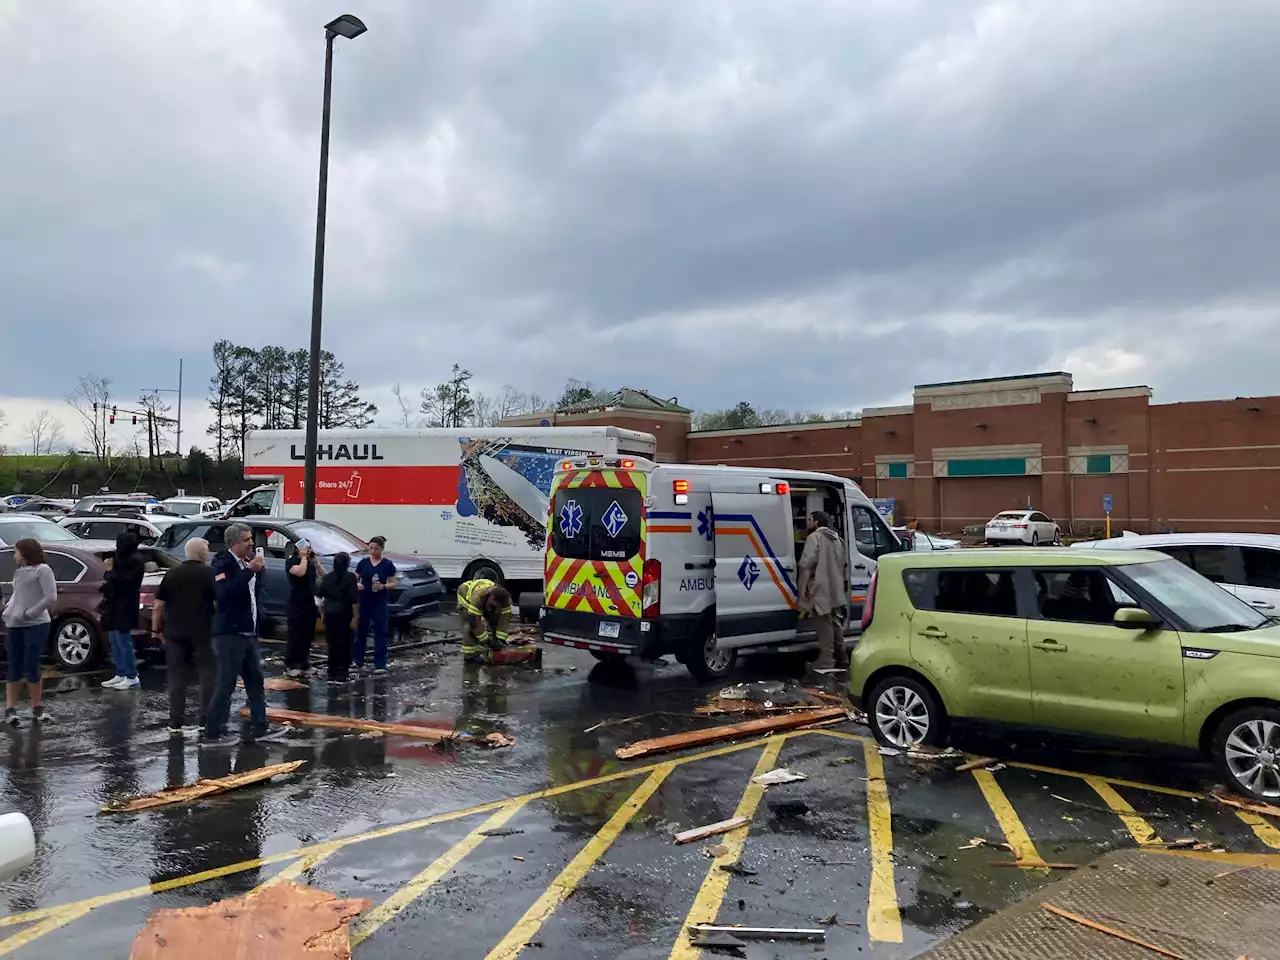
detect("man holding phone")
(353, 535), (396, 676)
(284, 538), (323, 679)
(203, 522), (278, 746)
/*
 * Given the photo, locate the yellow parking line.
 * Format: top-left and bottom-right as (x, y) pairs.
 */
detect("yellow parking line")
(486, 764), (675, 960)
(0, 905), (91, 957)
(668, 738), (785, 960)
(862, 743), (903, 943)
(252, 841), (346, 891)
(0, 737), (773, 931)
(351, 800), (528, 947)
(1232, 810), (1280, 849)
(1086, 776), (1162, 845)
(970, 768), (1047, 867)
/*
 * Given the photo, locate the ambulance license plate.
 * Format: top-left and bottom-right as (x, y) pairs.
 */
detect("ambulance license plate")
(598, 622), (621, 638)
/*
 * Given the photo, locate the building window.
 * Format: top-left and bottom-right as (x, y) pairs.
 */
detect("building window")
(1086, 454), (1111, 474)
(946, 458), (1026, 477)
(887, 462), (908, 479)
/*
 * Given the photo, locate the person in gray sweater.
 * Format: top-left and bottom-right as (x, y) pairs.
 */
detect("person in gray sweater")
(1, 539), (56, 724)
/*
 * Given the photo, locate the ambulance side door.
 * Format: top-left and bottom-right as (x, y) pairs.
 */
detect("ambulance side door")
(711, 489), (799, 647)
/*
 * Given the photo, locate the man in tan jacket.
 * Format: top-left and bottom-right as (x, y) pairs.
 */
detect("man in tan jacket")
(798, 511), (848, 670)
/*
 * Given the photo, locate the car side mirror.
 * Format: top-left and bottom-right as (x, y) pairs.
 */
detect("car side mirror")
(1114, 606), (1159, 629)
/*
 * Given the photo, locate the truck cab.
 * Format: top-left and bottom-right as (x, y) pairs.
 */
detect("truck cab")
(539, 456), (907, 681)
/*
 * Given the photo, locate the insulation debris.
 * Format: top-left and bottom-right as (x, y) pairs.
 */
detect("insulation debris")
(129, 880), (368, 959)
(615, 708), (847, 760)
(103, 761), (307, 814)
(751, 768), (808, 786)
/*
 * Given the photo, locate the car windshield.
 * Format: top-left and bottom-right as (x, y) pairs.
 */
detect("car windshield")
(1123, 558), (1270, 632)
(0, 520), (79, 544)
(164, 501), (202, 515)
(286, 521), (366, 555)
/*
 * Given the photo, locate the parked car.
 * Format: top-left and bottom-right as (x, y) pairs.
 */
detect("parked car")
(154, 518), (445, 628)
(10, 498), (72, 518)
(985, 509), (1061, 546)
(0, 514), (82, 548)
(1072, 532), (1280, 615)
(58, 515), (176, 545)
(68, 499), (178, 519)
(0, 540), (176, 669)
(0, 813), (34, 882)
(0, 495), (36, 509)
(161, 496), (223, 519)
(850, 548), (1280, 800)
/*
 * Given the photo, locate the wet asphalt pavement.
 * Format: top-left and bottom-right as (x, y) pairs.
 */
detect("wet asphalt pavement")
(0, 616), (1275, 959)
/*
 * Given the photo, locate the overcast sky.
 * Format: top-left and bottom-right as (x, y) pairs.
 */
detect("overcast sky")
(3, 0), (1279, 452)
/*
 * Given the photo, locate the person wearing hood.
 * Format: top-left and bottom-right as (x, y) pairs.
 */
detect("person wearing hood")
(798, 511), (848, 671)
(100, 531), (144, 689)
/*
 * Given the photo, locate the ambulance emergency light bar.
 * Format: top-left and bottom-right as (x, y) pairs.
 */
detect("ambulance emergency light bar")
(759, 482), (790, 495)
(558, 457), (637, 470)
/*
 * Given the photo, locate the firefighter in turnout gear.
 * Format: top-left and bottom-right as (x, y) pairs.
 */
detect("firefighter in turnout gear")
(457, 579), (540, 665)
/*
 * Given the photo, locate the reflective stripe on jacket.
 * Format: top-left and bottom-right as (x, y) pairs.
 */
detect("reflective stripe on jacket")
(457, 579), (512, 647)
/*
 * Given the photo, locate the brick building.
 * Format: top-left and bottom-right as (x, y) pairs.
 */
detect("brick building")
(506, 374), (1280, 536)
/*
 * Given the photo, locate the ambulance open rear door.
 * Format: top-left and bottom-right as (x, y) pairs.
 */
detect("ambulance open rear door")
(710, 483), (799, 646)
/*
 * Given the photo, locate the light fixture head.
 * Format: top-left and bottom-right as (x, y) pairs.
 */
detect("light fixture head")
(326, 14), (367, 39)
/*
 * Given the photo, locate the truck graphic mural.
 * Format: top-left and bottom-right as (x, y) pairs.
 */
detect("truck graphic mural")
(455, 439), (586, 550)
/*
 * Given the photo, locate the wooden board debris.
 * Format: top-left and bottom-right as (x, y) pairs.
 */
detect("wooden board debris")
(1208, 788), (1280, 818)
(989, 860), (1078, 869)
(1042, 903), (1190, 960)
(616, 708), (847, 760)
(130, 880), (369, 959)
(240, 708), (466, 742)
(103, 761), (306, 814)
(673, 816), (749, 844)
(238, 677), (308, 692)
(955, 756), (997, 772)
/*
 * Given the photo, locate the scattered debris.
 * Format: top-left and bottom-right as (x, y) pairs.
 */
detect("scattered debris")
(512, 856), (525, 862)
(1210, 864), (1259, 883)
(1207, 788), (1280, 818)
(481, 732), (516, 749)
(719, 681), (785, 701)
(718, 863), (758, 877)
(1052, 793), (1170, 819)
(615, 708), (847, 760)
(1042, 903), (1190, 960)
(817, 913), (838, 926)
(989, 860), (1078, 870)
(878, 747), (901, 757)
(673, 817), (750, 845)
(986, 763), (1007, 772)
(811, 667), (845, 675)
(751, 768), (808, 786)
(688, 929), (747, 952)
(704, 843), (730, 858)
(768, 800), (810, 818)
(240, 707), (465, 742)
(481, 828), (524, 837)
(237, 676), (308, 692)
(582, 714), (651, 734)
(688, 924), (825, 942)
(826, 757), (859, 767)
(102, 761), (306, 814)
(906, 746), (964, 760)
(129, 881), (368, 959)
(358, 730), (384, 740)
(800, 687), (848, 705)
(955, 756), (997, 772)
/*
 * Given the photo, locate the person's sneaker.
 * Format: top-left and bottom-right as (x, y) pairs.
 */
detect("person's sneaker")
(372, 667), (389, 677)
(101, 675), (125, 689)
(166, 726), (184, 736)
(250, 724), (290, 744)
(5, 708), (18, 726)
(32, 706), (48, 723)
(117, 676), (141, 689)
(200, 732), (236, 749)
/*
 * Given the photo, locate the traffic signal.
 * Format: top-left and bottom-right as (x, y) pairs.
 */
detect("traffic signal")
(111, 405), (117, 417)
(109, 414), (115, 424)
(131, 415), (138, 425)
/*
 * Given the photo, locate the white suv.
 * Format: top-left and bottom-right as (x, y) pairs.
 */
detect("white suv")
(1073, 532), (1280, 613)
(985, 510), (1061, 546)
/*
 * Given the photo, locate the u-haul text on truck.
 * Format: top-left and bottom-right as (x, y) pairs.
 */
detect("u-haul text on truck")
(229, 427), (657, 584)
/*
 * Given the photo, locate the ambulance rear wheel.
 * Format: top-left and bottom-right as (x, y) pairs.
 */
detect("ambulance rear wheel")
(687, 635), (737, 682)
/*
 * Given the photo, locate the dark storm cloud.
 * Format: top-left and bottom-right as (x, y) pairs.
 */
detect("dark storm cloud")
(3, 0), (1280, 443)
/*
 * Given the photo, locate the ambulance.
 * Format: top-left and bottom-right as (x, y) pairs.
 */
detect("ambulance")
(539, 455), (910, 680)
(226, 426), (657, 584)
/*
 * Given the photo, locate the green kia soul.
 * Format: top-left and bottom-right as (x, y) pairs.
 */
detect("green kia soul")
(848, 548), (1280, 800)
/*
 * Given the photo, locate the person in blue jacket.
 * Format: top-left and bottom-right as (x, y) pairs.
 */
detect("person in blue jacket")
(353, 535), (396, 676)
(203, 522), (279, 746)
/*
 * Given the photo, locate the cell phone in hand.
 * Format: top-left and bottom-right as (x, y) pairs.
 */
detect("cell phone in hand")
(255, 547), (265, 559)
(296, 538), (310, 552)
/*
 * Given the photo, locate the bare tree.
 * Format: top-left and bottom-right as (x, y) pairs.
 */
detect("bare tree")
(390, 383), (420, 428)
(23, 410), (65, 455)
(137, 391), (174, 466)
(66, 374), (112, 463)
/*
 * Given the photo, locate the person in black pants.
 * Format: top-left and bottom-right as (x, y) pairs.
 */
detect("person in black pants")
(284, 541), (323, 679)
(151, 536), (217, 735)
(318, 552), (358, 684)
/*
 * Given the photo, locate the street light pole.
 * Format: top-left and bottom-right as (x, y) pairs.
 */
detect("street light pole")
(303, 14), (366, 521)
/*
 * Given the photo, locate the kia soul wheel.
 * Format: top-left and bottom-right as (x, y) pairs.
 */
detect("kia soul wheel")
(1214, 707), (1280, 800)
(868, 676), (946, 748)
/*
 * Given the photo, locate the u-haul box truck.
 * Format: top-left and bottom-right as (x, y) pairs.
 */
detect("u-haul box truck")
(539, 455), (909, 680)
(227, 427), (656, 583)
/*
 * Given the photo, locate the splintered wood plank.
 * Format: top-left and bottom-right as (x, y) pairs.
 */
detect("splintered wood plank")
(615, 708), (847, 760)
(103, 761), (306, 814)
(241, 707), (467, 742)
(130, 881), (370, 959)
